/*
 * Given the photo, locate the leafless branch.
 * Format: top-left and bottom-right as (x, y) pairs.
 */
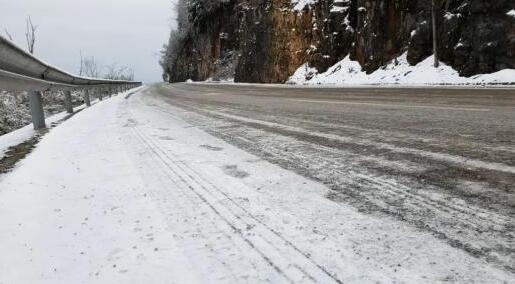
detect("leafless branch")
(4, 29), (13, 41)
(104, 63), (134, 81)
(79, 51), (84, 76)
(25, 16), (38, 54)
(83, 56), (100, 78)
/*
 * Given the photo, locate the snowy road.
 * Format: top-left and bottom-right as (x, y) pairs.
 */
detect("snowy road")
(0, 85), (513, 283)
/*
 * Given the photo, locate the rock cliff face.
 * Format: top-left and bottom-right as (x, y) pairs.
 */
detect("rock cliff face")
(163, 0), (515, 83)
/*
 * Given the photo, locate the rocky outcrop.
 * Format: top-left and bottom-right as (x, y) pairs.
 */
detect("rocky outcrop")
(166, 2), (239, 82)
(164, 0), (515, 83)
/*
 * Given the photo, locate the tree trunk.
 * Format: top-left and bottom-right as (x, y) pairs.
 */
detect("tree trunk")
(432, 0), (439, 68)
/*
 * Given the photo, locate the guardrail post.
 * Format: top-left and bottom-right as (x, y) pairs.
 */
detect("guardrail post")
(84, 89), (91, 107)
(64, 90), (73, 114)
(99, 87), (104, 101)
(29, 91), (46, 129)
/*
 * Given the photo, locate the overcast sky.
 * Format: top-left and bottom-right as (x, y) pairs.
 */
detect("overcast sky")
(0, 0), (176, 83)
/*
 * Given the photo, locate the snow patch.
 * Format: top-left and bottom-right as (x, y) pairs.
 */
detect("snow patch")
(287, 53), (515, 86)
(0, 104), (89, 160)
(205, 77), (235, 83)
(292, 0), (317, 11)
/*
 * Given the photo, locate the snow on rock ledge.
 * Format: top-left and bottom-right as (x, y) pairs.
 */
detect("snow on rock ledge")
(287, 53), (515, 86)
(292, 0), (317, 11)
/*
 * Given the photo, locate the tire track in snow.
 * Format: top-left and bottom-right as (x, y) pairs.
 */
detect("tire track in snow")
(120, 97), (284, 282)
(132, 127), (327, 283)
(119, 117), (262, 282)
(122, 112), (292, 282)
(124, 101), (343, 283)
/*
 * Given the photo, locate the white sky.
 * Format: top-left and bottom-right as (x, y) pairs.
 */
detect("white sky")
(0, 0), (176, 83)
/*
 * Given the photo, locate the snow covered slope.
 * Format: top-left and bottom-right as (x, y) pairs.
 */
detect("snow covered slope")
(288, 53), (515, 86)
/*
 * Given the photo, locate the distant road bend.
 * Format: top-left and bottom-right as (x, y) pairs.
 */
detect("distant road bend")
(148, 83), (515, 271)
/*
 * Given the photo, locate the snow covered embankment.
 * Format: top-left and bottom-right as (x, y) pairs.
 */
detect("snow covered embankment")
(288, 53), (515, 86)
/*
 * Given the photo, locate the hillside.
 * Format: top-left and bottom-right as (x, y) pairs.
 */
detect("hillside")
(160, 0), (515, 84)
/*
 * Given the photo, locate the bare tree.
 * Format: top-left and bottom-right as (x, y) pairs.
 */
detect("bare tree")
(79, 51), (84, 76)
(83, 56), (100, 78)
(123, 68), (135, 81)
(81, 57), (134, 80)
(104, 64), (118, 80)
(25, 16), (38, 54)
(104, 63), (134, 81)
(4, 29), (13, 41)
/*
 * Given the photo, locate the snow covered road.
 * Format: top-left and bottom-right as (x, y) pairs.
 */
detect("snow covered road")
(0, 86), (513, 283)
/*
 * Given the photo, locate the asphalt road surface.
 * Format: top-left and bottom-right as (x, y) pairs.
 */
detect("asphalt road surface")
(148, 83), (515, 273)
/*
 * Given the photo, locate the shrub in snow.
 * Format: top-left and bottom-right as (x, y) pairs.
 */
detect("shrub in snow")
(0, 91), (85, 135)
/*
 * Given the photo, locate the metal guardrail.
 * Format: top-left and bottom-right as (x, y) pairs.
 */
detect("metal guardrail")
(0, 35), (142, 129)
